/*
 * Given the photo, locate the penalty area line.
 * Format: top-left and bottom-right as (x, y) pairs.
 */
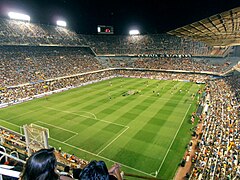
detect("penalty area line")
(78, 111), (97, 119)
(36, 121), (78, 135)
(0, 118), (20, 128)
(49, 137), (155, 178)
(97, 126), (129, 155)
(63, 133), (79, 143)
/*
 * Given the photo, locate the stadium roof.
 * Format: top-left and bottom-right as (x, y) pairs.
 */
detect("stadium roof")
(168, 7), (240, 46)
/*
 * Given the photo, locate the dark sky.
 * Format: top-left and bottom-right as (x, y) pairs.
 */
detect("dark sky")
(0, 0), (240, 35)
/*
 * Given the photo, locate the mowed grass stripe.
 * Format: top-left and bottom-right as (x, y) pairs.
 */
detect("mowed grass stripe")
(64, 78), (153, 121)
(102, 82), (193, 173)
(78, 78), (146, 111)
(48, 78), (140, 116)
(96, 80), (175, 123)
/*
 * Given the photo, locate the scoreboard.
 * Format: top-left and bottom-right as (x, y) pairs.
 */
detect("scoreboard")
(97, 25), (114, 34)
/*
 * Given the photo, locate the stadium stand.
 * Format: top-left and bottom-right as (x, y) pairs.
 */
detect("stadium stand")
(188, 76), (239, 179)
(0, 18), (86, 46)
(0, 6), (239, 179)
(0, 45), (102, 87)
(85, 34), (218, 56)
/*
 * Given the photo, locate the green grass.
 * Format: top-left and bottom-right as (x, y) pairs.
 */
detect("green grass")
(0, 77), (203, 179)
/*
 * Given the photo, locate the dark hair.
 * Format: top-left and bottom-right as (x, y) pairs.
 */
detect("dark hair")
(64, 165), (70, 173)
(73, 168), (82, 179)
(79, 160), (109, 180)
(20, 148), (59, 180)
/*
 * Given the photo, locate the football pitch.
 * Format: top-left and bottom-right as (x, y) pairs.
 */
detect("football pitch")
(0, 77), (203, 179)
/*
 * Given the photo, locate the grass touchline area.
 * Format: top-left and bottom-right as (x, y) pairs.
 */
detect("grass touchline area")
(156, 103), (191, 176)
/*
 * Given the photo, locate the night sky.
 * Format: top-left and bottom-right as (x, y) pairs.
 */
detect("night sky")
(0, 0), (240, 35)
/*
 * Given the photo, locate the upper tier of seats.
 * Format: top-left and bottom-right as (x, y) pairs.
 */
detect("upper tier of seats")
(0, 18), (86, 46)
(85, 34), (221, 56)
(0, 17), (230, 57)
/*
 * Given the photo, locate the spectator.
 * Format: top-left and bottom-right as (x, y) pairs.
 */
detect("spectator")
(79, 160), (123, 180)
(19, 148), (73, 180)
(59, 165), (73, 178)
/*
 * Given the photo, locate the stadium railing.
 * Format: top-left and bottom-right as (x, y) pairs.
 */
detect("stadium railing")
(0, 146), (25, 179)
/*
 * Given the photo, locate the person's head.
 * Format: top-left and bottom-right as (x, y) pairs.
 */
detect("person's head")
(64, 165), (70, 173)
(79, 160), (109, 180)
(20, 148), (59, 180)
(72, 168), (82, 179)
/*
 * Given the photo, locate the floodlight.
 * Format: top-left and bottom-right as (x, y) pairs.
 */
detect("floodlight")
(8, 12), (30, 21)
(56, 20), (67, 27)
(97, 26), (101, 33)
(129, 29), (140, 35)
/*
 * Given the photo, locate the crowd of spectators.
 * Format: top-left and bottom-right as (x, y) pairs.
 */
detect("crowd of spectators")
(2, 42), (234, 106)
(0, 17), (230, 57)
(115, 70), (210, 82)
(0, 128), (27, 157)
(1, 43), (236, 93)
(1, 45), (232, 89)
(0, 46), (103, 87)
(133, 57), (235, 73)
(85, 34), (228, 56)
(0, 18), (85, 46)
(190, 76), (240, 179)
(106, 57), (236, 73)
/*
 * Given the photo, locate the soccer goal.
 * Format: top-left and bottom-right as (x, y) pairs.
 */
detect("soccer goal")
(29, 123), (50, 138)
(22, 123), (50, 155)
(20, 123), (50, 138)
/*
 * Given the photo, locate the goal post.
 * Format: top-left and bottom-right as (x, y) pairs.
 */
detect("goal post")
(29, 123), (50, 138)
(20, 123), (50, 138)
(23, 123), (50, 156)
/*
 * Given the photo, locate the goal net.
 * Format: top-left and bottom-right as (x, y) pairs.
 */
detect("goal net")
(29, 123), (50, 138)
(23, 123), (50, 155)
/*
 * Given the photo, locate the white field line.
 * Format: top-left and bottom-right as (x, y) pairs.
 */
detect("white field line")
(50, 137), (155, 178)
(155, 103), (192, 177)
(78, 111), (97, 119)
(36, 121), (78, 135)
(44, 106), (127, 128)
(0, 118), (20, 128)
(0, 120), (23, 137)
(36, 121), (79, 144)
(97, 126), (129, 155)
(63, 133), (79, 143)
(7, 109), (39, 120)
